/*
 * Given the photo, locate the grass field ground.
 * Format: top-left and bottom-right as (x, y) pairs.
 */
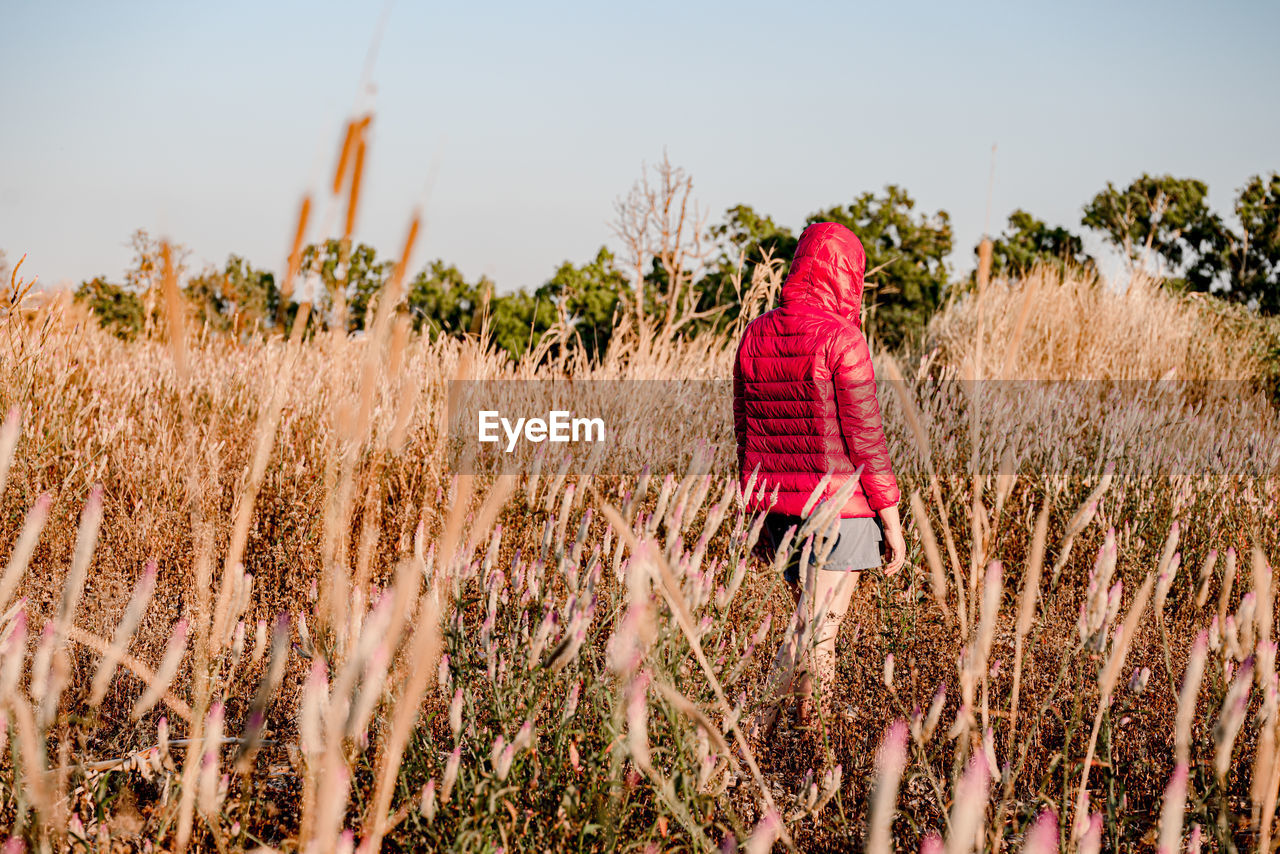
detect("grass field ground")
(2, 236), (1280, 852)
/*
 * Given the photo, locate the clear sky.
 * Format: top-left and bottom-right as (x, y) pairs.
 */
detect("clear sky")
(3, 0), (1278, 292)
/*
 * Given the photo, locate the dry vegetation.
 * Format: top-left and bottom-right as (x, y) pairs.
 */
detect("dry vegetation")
(3, 166), (1280, 852)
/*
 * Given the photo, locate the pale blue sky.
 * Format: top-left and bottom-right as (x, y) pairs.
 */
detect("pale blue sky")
(3, 0), (1277, 292)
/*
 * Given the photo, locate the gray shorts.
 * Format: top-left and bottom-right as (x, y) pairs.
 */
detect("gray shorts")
(764, 514), (884, 585)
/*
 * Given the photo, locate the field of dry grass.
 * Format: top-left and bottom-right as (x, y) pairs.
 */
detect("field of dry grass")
(2, 247), (1279, 854)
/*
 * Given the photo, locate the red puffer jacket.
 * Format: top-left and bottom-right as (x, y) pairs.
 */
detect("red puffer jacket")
(733, 222), (900, 518)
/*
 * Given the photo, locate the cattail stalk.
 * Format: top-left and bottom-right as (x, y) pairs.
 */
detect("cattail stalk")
(946, 754), (991, 854)
(884, 354), (967, 639)
(743, 811), (781, 854)
(1021, 809), (1058, 854)
(1072, 563), (1157, 841)
(1175, 632), (1208, 766)
(358, 594), (441, 853)
(1049, 471), (1113, 588)
(1194, 549), (1219, 609)
(1157, 763), (1189, 854)
(1254, 547), (1274, 650)
(0, 494), (51, 613)
(976, 561), (1003, 733)
(999, 275), (1037, 380)
(1007, 502), (1049, 758)
(867, 720), (908, 854)
(129, 619), (189, 719)
(0, 408), (19, 496)
(64, 625), (192, 722)
(52, 485), (103, 654)
(277, 195), (312, 327)
(1215, 657), (1254, 782)
(89, 561), (157, 705)
(1253, 665), (1278, 826)
(1217, 547), (1238, 629)
(8, 693), (51, 824)
(911, 490), (951, 620)
(235, 616), (290, 772)
(174, 525), (217, 852)
(1077, 813), (1103, 854)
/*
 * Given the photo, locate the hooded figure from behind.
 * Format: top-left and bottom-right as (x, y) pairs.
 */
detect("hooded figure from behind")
(732, 221), (900, 519)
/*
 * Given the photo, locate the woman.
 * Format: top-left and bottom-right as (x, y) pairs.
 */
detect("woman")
(732, 221), (906, 738)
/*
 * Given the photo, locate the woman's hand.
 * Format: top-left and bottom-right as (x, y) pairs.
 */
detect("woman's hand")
(878, 504), (907, 576)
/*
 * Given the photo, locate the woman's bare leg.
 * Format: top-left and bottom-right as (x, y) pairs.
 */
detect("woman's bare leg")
(798, 570), (860, 723)
(745, 580), (803, 742)
(751, 569), (860, 738)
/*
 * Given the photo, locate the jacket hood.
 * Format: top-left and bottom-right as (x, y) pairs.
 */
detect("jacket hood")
(780, 222), (866, 324)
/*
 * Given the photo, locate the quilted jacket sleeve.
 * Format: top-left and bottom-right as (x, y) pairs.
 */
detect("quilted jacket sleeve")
(732, 339), (747, 476)
(829, 323), (900, 511)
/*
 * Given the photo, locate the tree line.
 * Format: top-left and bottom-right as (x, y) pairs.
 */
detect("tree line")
(75, 165), (1279, 356)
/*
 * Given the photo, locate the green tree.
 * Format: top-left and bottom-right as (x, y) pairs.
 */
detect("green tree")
(403, 255), (625, 362)
(808, 185), (953, 349)
(983, 209), (1094, 278)
(537, 247), (627, 360)
(1215, 173), (1280, 313)
(405, 260), (569, 360)
(708, 205), (797, 274)
(1082, 174), (1220, 290)
(405, 260), (487, 338)
(489, 289), (560, 360)
(75, 276), (144, 340)
(185, 255), (278, 335)
(692, 205), (798, 330)
(124, 229), (189, 336)
(297, 240), (390, 331)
